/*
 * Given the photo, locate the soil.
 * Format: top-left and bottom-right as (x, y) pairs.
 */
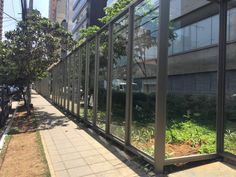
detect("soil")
(0, 105), (49, 177)
(133, 138), (200, 158)
(166, 143), (200, 157)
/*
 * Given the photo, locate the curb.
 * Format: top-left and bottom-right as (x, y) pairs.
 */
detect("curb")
(40, 131), (56, 177)
(0, 102), (19, 152)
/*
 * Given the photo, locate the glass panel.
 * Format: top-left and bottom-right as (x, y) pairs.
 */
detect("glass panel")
(110, 14), (129, 140)
(87, 40), (96, 122)
(80, 47), (86, 118)
(166, 0), (218, 158)
(190, 24), (197, 50)
(97, 30), (108, 130)
(131, 0), (159, 157)
(229, 7), (236, 41)
(196, 18), (212, 48)
(173, 29), (184, 53)
(224, 0), (236, 155)
(183, 26), (191, 51)
(212, 15), (219, 44)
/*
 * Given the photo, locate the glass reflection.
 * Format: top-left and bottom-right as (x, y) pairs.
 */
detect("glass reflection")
(80, 47), (86, 118)
(166, 0), (218, 158)
(110, 14), (129, 140)
(131, 0), (159, 157)
(224, 0), (236, 155)
(87, 41), (95, 122)
(97, 30), (108, 130)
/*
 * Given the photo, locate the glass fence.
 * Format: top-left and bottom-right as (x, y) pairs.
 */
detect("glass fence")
(35, 0), (236, 172)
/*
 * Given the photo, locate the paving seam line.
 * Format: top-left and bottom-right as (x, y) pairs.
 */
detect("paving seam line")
(0, 102), (19, 152)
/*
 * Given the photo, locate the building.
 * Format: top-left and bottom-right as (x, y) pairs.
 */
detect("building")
(66, 0), (74, 32)
(0, 0), (3, 40)
(107, 0), (117, 6)
(72, 0), (107, 40)
(49, 0), (67, 24)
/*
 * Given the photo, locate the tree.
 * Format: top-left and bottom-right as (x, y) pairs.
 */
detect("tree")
(0, 10), (75, 114)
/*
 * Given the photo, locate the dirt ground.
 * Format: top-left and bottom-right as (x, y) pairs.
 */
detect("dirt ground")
(0, 106), (50, 177)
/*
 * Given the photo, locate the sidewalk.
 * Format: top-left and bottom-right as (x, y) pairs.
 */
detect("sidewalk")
(32, 91), (149, 177)
(32, 91), (236, 177)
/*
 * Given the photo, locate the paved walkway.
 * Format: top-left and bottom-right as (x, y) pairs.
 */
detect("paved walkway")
(32, 91), (149, 177)
(32, 91), (236, 177)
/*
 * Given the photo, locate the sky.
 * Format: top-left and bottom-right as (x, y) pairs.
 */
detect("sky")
(2, 0), (49, 40)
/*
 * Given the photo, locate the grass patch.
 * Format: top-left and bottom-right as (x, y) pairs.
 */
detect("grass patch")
(36, 131), (51, 177)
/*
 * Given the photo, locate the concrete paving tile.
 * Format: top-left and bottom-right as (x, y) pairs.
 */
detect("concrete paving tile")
(118, 167), (137, 177)
(83, 175), (97, 177)
(110, 159), (127, 169)
(64, 158), (87, 169)
(96, 148), (111, 155)
(50, 155), (63, 163)
(97, 170), (122, 177)
(57, 147), (77, 155)
(80, 149), (100, 158)
(55, 143), (73, 149)
(68, 166), (93, 177)
(102, 153), (118, 161)
(53, 162), (66, 171)
(54, 170), (70, 177)
(84, 154), (106, 165)
(48, 150), (59, 155)
(60, 152), (81, 161)
(89, 161), (114, 173)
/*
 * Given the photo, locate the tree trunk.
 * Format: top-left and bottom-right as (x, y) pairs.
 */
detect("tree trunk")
(26, 82), (31, 115)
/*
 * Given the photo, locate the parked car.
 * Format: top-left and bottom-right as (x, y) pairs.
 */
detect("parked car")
(0, 86), (12, 127)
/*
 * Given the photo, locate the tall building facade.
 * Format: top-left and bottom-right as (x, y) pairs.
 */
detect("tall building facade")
(72, 0), (107, 40)
(107, 0), (117, 6)
(0, 0), (3, 40)
(49, 0), (67, 24)
(66, 0), (74, 32)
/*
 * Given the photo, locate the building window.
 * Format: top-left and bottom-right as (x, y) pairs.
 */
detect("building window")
(173, 29), (184, 54)
(211, 15), (219, 44)
(229, 8), (236, 41)
(196, 18), (212, 48)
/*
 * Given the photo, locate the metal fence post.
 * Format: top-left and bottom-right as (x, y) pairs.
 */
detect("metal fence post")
(125, 6), (134, 145)
(67, 58), (70, 111)
(72, 54), (75, 114)
(84, 42), (90, 120)
(77, 50), (81, 117)
(63, 60), (67, 108)
(106, 23), (113, 134)
(93, 35), (99, 126)
(154, 0), (170, 174)
(217, 0), (227, 155)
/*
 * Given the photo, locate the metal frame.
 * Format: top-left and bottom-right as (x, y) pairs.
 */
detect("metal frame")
(106, 23), (113, 134)
(154, 0), (170, 173)
(72, 54), (75, 114)
(125, 5), (134, 145)
(35, 0), (236, 174)
(217, 0), (227, 155)
(84, 42), (90, 121)
(93, 35), (99, 127)
(77, 49), (81, 117)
